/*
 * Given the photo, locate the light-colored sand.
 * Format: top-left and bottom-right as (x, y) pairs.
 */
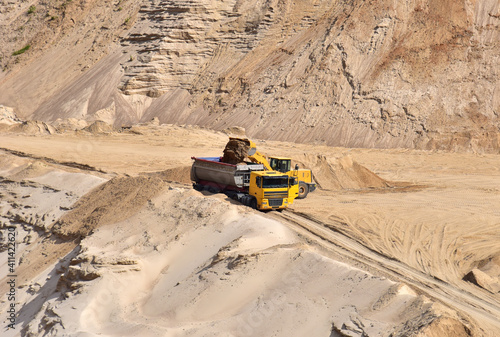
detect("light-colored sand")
(0, 125), (228, 174)
(287, 148), (500, 294)
(6, 187), (467, 336)
(0, 125), (499, 336)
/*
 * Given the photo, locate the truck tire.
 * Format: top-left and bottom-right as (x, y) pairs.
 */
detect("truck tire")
(250, 198), (258, 210)
(298, 181), (309, 199)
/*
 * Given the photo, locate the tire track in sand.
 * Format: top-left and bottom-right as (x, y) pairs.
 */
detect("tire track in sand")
(270, 210), (500, 334)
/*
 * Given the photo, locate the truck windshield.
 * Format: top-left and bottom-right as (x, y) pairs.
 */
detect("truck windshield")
(262, 176), (289, 188)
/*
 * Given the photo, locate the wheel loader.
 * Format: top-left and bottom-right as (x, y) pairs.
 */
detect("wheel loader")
(230, 138), (316, 199)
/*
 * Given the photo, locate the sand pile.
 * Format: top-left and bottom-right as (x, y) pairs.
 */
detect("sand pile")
(7, 160), (52, 180)
(9, 120), (56, 135)
(0, 153), (52, 179)
(221, 138), (250, 164)
(83, 120), (115, 134)
(91, 102), (117, 126)
(149, 165), (192, 184)
(52, 175), (165, 240)
(0, 105), (21, 126)
(52, 118), (89, 132)
(463, 255), (500, 293)
(295, 154), (390, 190)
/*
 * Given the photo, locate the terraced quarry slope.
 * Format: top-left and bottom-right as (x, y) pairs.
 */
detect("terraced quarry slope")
(1, 0), (499, 151)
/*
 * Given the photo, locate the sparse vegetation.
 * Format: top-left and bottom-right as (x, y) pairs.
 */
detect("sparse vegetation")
(124, 16), (131, 24)
(61, 0), (73, 9)
(12, 45), (31, 56)
(28, 5), (36, 14)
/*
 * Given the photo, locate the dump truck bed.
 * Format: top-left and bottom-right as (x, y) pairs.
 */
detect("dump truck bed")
(191, 157), (264, 190)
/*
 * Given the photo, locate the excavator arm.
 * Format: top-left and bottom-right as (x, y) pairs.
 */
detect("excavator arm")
(247, 139), (273, 171)
(224, 137), (315, 200)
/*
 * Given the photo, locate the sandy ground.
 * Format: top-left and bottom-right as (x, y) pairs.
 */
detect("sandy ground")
(270, 145), (500, 291)
(0, 125), (499, 336)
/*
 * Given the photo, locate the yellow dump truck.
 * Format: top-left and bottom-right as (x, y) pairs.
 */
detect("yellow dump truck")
(191, 156), (298, 211)
(234, 138), (317, 199)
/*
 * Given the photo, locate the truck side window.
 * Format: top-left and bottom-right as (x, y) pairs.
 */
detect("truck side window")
(256, 176), (261, 187)
(270, 158), (276, 171)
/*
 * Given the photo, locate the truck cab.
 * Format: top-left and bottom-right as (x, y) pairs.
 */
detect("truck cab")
(269, 157), (292, 173)
(249, 171), (299, 210)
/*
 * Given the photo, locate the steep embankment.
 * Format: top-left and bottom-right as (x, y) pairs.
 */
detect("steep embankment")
(1, 0), (499, 151)
(0, 0), (140, 116)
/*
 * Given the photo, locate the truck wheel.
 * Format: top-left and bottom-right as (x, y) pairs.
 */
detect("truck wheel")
(250, 198), (258, 210)
(298, 182), (309, 199)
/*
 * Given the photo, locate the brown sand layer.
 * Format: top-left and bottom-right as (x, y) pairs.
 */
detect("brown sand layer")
(221, 138), (250, 164)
